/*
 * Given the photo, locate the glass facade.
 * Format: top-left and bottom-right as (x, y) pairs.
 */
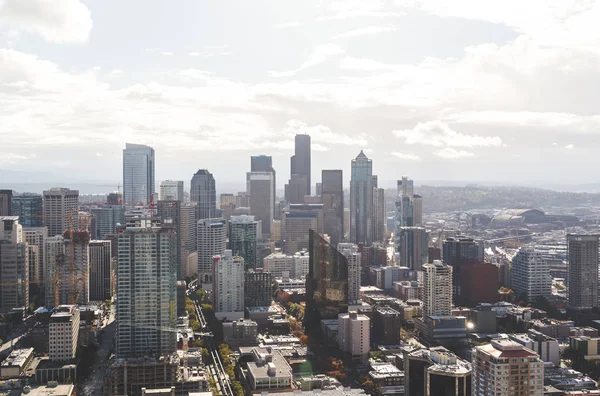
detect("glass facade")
(11, 194), (44, 227)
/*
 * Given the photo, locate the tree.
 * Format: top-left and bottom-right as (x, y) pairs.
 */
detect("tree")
(361, 379), (377, 395)
(193, 338), (203, 348)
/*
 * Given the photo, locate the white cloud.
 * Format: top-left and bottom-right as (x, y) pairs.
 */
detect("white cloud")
(332, 25), (396, 40)
(393, 121), (502, 148)
(160, 51), (174, 56)
(318, 0), (405, 20)
(434, 148), (475, 159)
(276, 21), (303, 28)
(270, 44), (345, 77)
(565, 144), (574, 149)
(391, 152), (421, 161)
(0, 152), (28, 164)
(0, 0), (92, 43)
(282, 119), (368, 147)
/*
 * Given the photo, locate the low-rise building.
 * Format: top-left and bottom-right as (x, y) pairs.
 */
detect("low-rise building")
(338, 312), (370, 363)
(509, 329), (560, 366)
(1, 348), (34, 379)
(247, 348), (293, 391)
(223, 319), (258, 343)
(368, 364), (404, 395)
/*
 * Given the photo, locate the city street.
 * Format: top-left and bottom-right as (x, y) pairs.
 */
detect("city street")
(81, 305), (116, 396)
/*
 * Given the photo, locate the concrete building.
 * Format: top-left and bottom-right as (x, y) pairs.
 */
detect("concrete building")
(397, 227), (429, 270)
(250, 155), (276, 218)
(338, 312), (370, 363)
(0, 190), (11, 216)
(91, 205), (125, 240)
(247, 348), (293, 391)
(374, 306), (402, 345)
(190, 170), (216, 220)
(394, 280), (422, 301)
(248, 171), (275, 237)
(228, 215), (260, 269)
(511, 248), (551, 304)
(509, 329), (560, 366)
(60, 231), (90, 305)
(213, 250), (245, 320)
(23, 227), (47, 284)
(442, 237), (483, 296)
(49, 305), (80, 362)
(179, 205), (196, 277)
(244, 270), (272, 308)
(321, 170), (344, 246)
(0, 347), (34, 379)
(285, 174), (308, 205)
(413, 194), (423, 227)
(123, 143), (155, 205)
(89, 240), (112, 302)
(472, 339), (544, 396)
(43, 188), (79, 237)
(158, 180), (184, 202)
(349, 151), (373, 245)
(338, 243), (361, 304)
(44, 235), (65, 308)
(196, 218), (226, 285)
(0, 216), (28, 312)
(116, 218), (177, 359)
(372, 176), (386, 243)
(283, 204), (323, 254)
(459, 261), (499, 305)
(263, 253), (294, 279)
(567, 234), (599, 310)
(293, 250), (310, 279)
(423, 260), (452, 317)
(11, 193), (44, 227)
(156, 200), (182, 278)
(223, 319), (258, 343)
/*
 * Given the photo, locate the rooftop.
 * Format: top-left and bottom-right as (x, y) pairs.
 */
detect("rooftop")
(2, 348), (33, 368)
(369, 364), (404, 379)
(247, 349), (292, 380)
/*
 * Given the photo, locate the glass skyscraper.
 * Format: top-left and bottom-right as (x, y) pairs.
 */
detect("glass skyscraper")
(190, 169), (216, 220)
(11, 193), (44, 227)
(122, 143), (155, 205)
(349, 151), (373, 245)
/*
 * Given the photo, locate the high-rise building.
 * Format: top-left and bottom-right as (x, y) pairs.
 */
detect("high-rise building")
(49, 305), (80, 362)
(60, 231), (90, 305)
(284, 174), (308, 204)
(374, 307), (402, 345)
(472, 339), (544, 396)
(398, 178), (414, 197)
(213, 250), (245, 320)
(423, 260), (452, 317)
(567, 234), (599, 310)
(398, 227), (429, 270)
(123, 143), (155, 205)
(511, 248), (551, 304)
(372, 176), (386, 242)
(220, 193), (236, 208)
(251, 155), (276, 218)
(321, 170), (344, 246)
(413, 195), (423, 226)
(262, 253), (294, 279)
(43, 188), (79, 237)
(349, 151), (373, 245)
(248, 172), (274, 237)
(116, 217), (177, 359)
(11, 193), (43, 227)
(338, 243), (361, 304)
(89, 240), (112, 302)
(107, 192), (122, 205)
(282, 204), (323, 254)
(190, 170), (216, 220)
(45, 235), (65, 308)
(157, 200), (182, 278)
(244, 270), (272, 308)
(305, 230), (348, 328)
(290, 134), (311, 195)
(158, 180), (184, 202)
(442, 237), (483, 295)
(179, 205), (196, 276)
(91, 205), (125, 240)
(228, 215), (261, 270)
(196, 218), (226, 284)
(337, 312), (370, 363)
(0, 216), (28, 312)
(0, 190), (12, 216)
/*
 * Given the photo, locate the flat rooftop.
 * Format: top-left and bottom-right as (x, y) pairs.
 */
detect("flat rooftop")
(2, 348), (33, 368)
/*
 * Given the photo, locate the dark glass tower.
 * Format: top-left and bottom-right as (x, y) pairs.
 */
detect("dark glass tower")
(321, 170), (344, 246)
(190, 169), (216, 220)
(11, 193), (44, 227)
(349, 151), (373, 244)
(290, 134), (311, 195)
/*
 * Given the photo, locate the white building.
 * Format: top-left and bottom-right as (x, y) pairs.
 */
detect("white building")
(422, 260), (452, 317)
(49, 305), (80, 362)
(508, 329), (560, 366)
(337, 312), (370, 363)
(511, 248), (551, 304)
(472, 339), (544, 396)
(23, 227), (47, 284)
(123, 143), (155, 205)
(196, 218), (226, 285)
(42, 188), (79, 237)
(213, 250), (245, 320)
(158, 180), (184, 202)
(263, 253), (294, 279)
(293, 251), (309, 279)
(247, 348), (293, 391)
(338, 243), (361, 304)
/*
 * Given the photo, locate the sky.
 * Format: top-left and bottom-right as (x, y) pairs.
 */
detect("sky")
(1, 0), (600, 191)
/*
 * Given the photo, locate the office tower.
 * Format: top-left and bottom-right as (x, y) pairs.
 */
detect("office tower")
(338, 243), (361, 304)
(11, 193), (43, 227)
(262, 253), (294, 279)
(220, 193), (236, 208)
(290, 134), (311, 195)
(567, 234), (599, 310)
(158, 180), (183, 202)
(228, 215), (261, 270)
(0, 190), (12, 216)
(398, 177), (414, 197)
(91, 205), (125, 240)
(293, 250), (310, 279)
(459, 262), (499, 305)
(27, 244), (40, 284)
(251, 155), (276, 217)
(305, 230), (348, 328)
(49, 305), (80, 362)
(107, 192), (122, 205)
(442, 237), (483, 295)
(372, 176), (386, 242)
(248, 172), (274, 237)
(0, 216), (28, 312)
(157, 200), (182, 278)
(43, 188), (79, 237)
(45, 235), (65, 308)
(321, 170), (344, 246)
(337, 312), (370, 363)
(282, 203), (324, 254)
(197, 218), (226, 284)
(116, 218), (177, 358)
(179, 205), (196, 275)
(60, 231), (90, 305)
(122, 143), (155, 205)
(423, 260), (452, 317)
(398, 227), (429, 270)
(472, 339), (544, 396)
(374, 307), (402, 345)
(89, 240), (112, 302)
(349, 151), (373, 244)
(284, 174), (308, 204)
(413, 195), (423, 226)
(511, 248), (551, 304)
(236, 191), (250, 208)
(244, 270), (272, 308)
(213, 250), (245, 320)
(190, 169), (216, 220)
(395, 195), (414, 233)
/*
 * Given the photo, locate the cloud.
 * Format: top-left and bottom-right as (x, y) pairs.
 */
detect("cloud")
(160, 51), (174, 56)
(332, 25), (396, 39)
(0, 0), (92, 43)
(282, 119), (368, 147)
(391, 152), (421, 161)
(393, 121), (502, 148)
(318, 0), (405, 20)
(276, 21), (303, 28)
(269, 43), (344, 77)
(565, 144), (574, 149)
(434, 148), (475, 159)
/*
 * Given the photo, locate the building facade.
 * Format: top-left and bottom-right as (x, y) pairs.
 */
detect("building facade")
(244, 270), (272, 308)
(43, 188), (79, 237)
(213, 250), (245, 320)
(123, 143), (155, 205)
(511, 248), (551, 304)
(0, 217), (28, 312)
(190, 170), (216, 220)
(196, 218), (226, 285)
(283, 204), (323, 254)
(321, 170), (344, 246)
(228, 215), (260, 270)
(349, 151), (373, 245)
(422, 261), (452, 317)
(158, 180), (184, 202)
(89, 240), (112, 302)
(338, 312), (370, 363)
(11, 193), (44, 227)
(338, 243), (361, 304)
(248, 172), (274, 237)
(290, 134), (311, 195)
(49, 305), (80, 362)
(567, 234), (599, 310)
(398, 227), (429, 270)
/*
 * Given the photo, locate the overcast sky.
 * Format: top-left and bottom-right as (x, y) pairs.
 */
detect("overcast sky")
(1, 0), (599, 190)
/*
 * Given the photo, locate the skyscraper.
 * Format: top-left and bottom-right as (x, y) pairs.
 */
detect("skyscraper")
(337, 312), (370, 363)
(61, 231), (90, 305)
(413, 195), (423, 226)
(228, 215), (261, 270)
(248, 171), (274, 237)
(398, 227), (429, 270)
(349, 151), (373, 245)
(45, 235), (64, 308)
(244, 270), (272, 308)
(0, 190), (12, 216)
(158, 180), (184, 202)
(90, 205), (125, 240)
(197, 218), (226, 285)
(567, 234), (599, 310)
(157, 200), (182, 278)
(123, 143), (155, 205)
(251, 155), (276, 217)
(43, 188), (79, 237)
(89, 240), (112, 302)
(511, 248), (551, 304)
(213, 250), (245, 320)
(190, 169), (216, 220)
(321, 170), (344, 246)
(422, 260), (452, 317)
(442, 237), (483, 295)
(0, 216), (28, 312)
(372, 176), (386, 242)
(179, 205), (196, 276)
(11, 193), (43, 227)
(290, 134), (311, 195)
(338, 243), (361, 304)
(116, 217), (177, 359)
(282, 204), (324, 254)
(284, 174), (308, 204)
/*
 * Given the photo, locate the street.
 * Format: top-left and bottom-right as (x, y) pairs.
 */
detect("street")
(81, 305), (116, 396)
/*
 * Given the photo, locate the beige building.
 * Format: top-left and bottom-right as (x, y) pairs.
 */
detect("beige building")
(42, 188), (79, 237)
(282, 204), (323, 254)
(338, 312), (370, 363)
(49, 305), (80, 362)
(423, 260), (452, 317)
